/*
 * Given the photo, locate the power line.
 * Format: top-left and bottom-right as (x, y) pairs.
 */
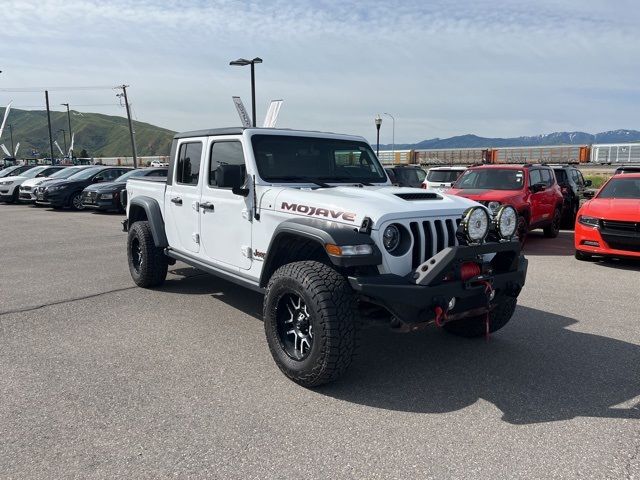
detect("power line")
(11, 103), (121, 108)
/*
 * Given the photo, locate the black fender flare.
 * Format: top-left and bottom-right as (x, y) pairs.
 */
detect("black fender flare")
(128, 196), (168, 248)
(259, 217), (382, 287)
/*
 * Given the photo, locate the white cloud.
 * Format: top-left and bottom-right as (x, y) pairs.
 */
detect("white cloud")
(1, 0), (639, 144)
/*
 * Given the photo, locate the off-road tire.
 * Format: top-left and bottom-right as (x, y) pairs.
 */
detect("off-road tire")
(543, 208), (561, 238)
(575, 250), (594, 261)
(127, 221), (168, 287)
(264, 261), (358, 387)
(443, 296), (517, 338)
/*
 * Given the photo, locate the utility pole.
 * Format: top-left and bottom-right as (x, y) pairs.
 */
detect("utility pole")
(45, 91), (55, 164)
(8, 124), (14, 156)
(117, 85), (138, 168)
(61, 103), (72, 158)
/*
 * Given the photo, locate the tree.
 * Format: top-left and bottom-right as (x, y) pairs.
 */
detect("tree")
(80, 148), (88, 158)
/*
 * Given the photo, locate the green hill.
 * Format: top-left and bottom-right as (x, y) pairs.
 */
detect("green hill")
(0, 108), (175, 158)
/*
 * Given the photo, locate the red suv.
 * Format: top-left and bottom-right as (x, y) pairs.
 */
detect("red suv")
(448, 164), (564, 241)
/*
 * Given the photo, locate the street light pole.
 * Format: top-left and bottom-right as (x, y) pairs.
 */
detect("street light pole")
(61, 103), (72, 158)
(375, 115), (382, 157)
(117, 85), (138, 168)
(230, 57), (263, 127)
(45, 90), (55, 165)
(383, 112), (395, 155)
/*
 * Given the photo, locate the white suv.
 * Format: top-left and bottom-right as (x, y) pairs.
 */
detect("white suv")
(423, 166), (468, 191)
(1, 165), (65, 203)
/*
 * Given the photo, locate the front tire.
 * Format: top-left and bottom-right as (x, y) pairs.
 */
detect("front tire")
(543, 208), (561, 238)
(70, 192), (85, 211)
(127, 221), (168, 287)
(263, 261), (358, 387)
(443, 296), (517, 338)
(575, 250), (594, 261)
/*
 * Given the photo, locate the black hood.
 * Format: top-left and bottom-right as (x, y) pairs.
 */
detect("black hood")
(84, 181), (125, 193)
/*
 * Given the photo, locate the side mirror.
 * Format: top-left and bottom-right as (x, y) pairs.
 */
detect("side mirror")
(216, 164), (246, 191)
(93, 176), (104, 183)
(585, 179), (592, 187)
(531, 182), (546, 193)
(36, 173), (46, 177)
(583, 190), (595, 199)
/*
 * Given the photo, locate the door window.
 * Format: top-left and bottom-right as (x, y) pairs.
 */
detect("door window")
(208, 141), (245, 187)
(176, 142), (203, 185)
(540, 169), (553, 186)
(528, 169), (542, 186)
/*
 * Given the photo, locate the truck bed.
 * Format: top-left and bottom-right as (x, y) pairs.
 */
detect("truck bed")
(127, 177), (167, 217)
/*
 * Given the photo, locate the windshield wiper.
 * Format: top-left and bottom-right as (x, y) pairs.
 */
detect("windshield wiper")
(272, 176), (333, 188)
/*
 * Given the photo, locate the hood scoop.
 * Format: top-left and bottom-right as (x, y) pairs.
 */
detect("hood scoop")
(394, 192), (442, 201)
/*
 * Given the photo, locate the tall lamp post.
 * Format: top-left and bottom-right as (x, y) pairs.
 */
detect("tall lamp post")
(375, 115), (382, 156)
(229, 57), (263, 127)
(383, 112), (395, 155)
(61, 103), (73, 158)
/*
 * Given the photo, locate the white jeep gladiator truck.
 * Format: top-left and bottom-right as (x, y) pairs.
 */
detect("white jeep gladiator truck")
(124, 128), (527, 387)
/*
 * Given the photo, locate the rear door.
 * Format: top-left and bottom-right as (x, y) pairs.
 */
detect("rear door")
(165, 139), (204, 254)
(198, 138), (252, 270)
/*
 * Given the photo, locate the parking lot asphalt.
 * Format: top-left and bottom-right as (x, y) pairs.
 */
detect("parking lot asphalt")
(1, 203), (639, 479)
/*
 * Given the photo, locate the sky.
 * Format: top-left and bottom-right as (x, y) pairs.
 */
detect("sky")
(1, 0), (639, 145)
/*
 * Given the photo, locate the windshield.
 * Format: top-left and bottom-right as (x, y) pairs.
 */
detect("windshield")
(0, 166), (21, 177)
(114, 169), (151, 182)
(49, 167), (80, 179)
(597, 177), (640, 199)
(67, 166), (103, 180)
(252, 135), (387, 184)
(454, 168), (525, 190)
(22, 166), (49, 179)
(427, 169), (464, 183)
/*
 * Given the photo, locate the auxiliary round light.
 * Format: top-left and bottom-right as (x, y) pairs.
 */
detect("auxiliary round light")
(382, 224), (401, 252)
(461, 207), (490, 244)
(494, 205), (518, 240)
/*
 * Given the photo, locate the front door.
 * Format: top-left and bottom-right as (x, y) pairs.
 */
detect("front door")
(165, 139), (204, 254)
(199, 139), (252, 270)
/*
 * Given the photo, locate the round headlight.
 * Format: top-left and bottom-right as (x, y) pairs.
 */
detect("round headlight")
(461, 207), (490, 244)
(494, 205), (517, 240)
(382, 224), (401, 252)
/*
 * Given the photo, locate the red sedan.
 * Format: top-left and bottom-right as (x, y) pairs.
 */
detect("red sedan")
(575, 173), (640, 260)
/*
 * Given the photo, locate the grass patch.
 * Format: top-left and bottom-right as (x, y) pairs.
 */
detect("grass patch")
(585, 174), (611, 189)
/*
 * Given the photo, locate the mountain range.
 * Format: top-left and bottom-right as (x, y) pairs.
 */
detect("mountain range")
(379, 129), (640, 150)
(0, 108), (174, 158)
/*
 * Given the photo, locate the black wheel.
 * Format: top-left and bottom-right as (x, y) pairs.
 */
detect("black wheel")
(443, 296), (517, 338)
(264, 261), (358, 387)
(127, 221), (168, 287)
(543, 208), (561, 238)
(70, 192), (85, 211)
(575, 250), (594, 261)
(564, 202), (579, 229)
(10, 188), (19, 204)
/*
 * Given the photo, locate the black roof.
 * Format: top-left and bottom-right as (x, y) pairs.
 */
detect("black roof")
(173, 128), (246, 140)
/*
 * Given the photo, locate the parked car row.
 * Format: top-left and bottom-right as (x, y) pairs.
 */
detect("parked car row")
(0, 164), (167, 212)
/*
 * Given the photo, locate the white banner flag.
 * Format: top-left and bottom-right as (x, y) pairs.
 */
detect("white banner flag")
(232, 96), (252, 128)
(14, 142), (20, 157)
(0, 101), (12, 141)
(69, 133), (75, 154)
(54, 140), (64, 156)
(0, 144), (10, 157)
(263, 100), (283, 128)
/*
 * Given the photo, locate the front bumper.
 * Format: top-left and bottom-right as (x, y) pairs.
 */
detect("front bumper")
(19, 188), (37, 201)
(349, 241), (527, 325)
(35, 189), (69, 207)
(81, 191), (120, 211)
(575, 221), (640, 259)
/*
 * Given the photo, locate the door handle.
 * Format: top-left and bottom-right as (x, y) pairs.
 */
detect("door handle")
(200, 202), (215, 212)
(171, 197), (182, 205)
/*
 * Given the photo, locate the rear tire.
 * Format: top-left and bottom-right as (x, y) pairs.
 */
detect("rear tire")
(127, 221), (168, 287)
(575, 250), (594, 261)
(263, 261), (358, 387)
(443, 297), (517, 338)
(544, 208), (561, 238)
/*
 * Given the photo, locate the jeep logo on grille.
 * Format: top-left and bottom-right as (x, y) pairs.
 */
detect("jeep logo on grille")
(280, 202), (356, 222)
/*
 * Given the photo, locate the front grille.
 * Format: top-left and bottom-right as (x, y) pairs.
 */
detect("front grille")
(600, 219), (640, 234)
(607, 241), (640, 252)
(408, 218), (461, 268)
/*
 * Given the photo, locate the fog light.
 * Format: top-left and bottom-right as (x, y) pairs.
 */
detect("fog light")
(448, 297), (456, 310)
(583, 240), (600, 247)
